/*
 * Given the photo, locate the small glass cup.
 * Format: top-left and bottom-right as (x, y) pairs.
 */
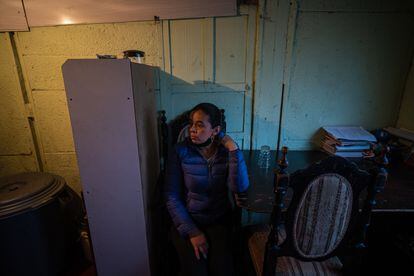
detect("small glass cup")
(123, 50), (145, 64)
(258, 145), (271, 169)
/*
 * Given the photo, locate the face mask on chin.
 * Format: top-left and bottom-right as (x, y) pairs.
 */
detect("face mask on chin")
(191, 137), (212, 148)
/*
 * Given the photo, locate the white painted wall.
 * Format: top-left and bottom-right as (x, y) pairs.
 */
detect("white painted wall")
(252, 0), (414, 150)
(160, 6), (256, 149)
(251, 0), (290, 150)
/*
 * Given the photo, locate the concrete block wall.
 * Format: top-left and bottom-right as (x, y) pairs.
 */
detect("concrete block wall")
(0, 22), (162, 193)
(0, 33), (38, 175)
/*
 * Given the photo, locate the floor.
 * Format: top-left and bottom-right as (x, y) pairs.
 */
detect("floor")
(65, 241), (96, 276)
(66, 211), (414, 276)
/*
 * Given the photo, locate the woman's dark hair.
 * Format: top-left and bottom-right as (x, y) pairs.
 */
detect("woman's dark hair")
(190, 103), (222, 128)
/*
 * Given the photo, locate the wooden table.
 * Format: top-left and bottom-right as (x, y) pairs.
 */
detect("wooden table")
(242, 150), (414, 215)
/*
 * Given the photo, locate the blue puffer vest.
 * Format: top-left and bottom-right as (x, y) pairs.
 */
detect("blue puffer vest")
(165, 139), (249, 238)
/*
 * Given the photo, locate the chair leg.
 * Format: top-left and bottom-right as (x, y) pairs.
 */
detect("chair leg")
(341, 245), (367, 275)
(262, 243), (277, 276)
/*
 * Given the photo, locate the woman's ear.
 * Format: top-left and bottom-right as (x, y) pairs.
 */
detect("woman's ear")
(212, 126), (221, 136)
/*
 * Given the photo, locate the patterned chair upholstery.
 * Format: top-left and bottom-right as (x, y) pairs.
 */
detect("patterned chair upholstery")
(248, 224), (343, 275)
(247, 148), (387, 276)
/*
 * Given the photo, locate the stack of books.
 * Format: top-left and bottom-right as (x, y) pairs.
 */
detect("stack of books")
(320, 126), (377, 157)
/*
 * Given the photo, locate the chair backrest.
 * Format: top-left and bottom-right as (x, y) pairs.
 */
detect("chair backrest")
(157, 111), (168, 172)
(282, 156), (376, 259)
(168, 110), (192, 147)
(263, 151), (386, 276)
(289, 171), (355, 258)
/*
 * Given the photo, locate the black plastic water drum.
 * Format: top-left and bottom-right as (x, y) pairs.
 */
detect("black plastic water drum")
(0, 172), (82, 276)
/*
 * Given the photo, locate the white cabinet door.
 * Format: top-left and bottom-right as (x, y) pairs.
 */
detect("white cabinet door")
(160, 6), (257, 149)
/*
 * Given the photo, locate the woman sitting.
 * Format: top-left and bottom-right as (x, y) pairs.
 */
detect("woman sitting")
(165, 103), (249, 276)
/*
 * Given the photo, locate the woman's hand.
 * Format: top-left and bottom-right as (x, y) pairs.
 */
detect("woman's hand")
(221, 134), (238, 151)
(234, 191), (248, 207)
(190, 233), (209, 260)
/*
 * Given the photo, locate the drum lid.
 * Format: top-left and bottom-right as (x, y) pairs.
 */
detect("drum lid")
(0, 172), (65, 218)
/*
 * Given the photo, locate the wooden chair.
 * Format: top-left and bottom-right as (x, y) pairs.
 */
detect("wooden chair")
(247, 147), (387, 276)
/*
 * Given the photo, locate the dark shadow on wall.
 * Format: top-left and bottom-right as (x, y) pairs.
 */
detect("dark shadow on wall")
(154, 69), (280, 152)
